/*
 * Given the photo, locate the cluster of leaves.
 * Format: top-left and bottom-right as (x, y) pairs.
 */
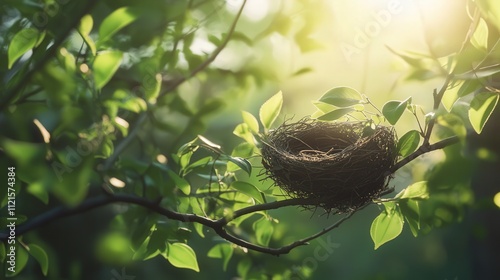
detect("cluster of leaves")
(1, 0), (312, 275)
(1, 0), (500, 278)
(308, 0), (500, 250)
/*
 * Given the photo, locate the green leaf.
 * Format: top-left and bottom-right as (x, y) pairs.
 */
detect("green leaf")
(382, 97), (411, 125)
(311, 101), (336, 113)
(207, 243), (234, 271)
(233, 123), (255, 145)
(396, 181), (429, 200)
(397, 130), (420, 157)
(93, 50), (123, 89)
(163, 243), (199, 272)
(197, 135), (222, 152)
(370, 204), (404, 249)
(8, 28), (42, 69)
(468, 92), (499, 133)
(441, 80), (463, 112)
(259, 91), (283, 130)
(317, 108), (355, 121)
(28, 244), (49, 276)
(471, 18), (489, 50)
(224, 156), (252, 175)
(237, 258), (252, 278)
(78, 14), (96, 56)
(230, 181), (263, 203)
(253, 217), (274, 246)
(242, 111), (259, 133)
(476, 0), (500, 32)
(145, 73), (162, 102)
(318, 86), (362, 107)
(399, 199), (420, 237)
(458, 79), (482, 98)
(98, 7), (142, 46)
(27, 182), (49, 204)
(166, 169), (191, 195)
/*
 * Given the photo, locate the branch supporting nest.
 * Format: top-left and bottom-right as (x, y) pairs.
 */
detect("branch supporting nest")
(261, 118), (398, 213)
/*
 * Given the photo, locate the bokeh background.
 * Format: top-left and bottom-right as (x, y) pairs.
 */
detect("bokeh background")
(2, 0), (499, 279)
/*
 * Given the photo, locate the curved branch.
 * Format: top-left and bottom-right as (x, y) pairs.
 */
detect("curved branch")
(0, 193), (357, 256)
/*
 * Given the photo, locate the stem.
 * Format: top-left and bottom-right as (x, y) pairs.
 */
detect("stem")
(390, 136), (459, 173)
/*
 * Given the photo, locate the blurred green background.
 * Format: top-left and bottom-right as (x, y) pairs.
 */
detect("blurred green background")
(1, 0), (499, 279)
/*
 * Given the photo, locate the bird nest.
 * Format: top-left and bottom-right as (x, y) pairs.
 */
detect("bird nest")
(261, 118), (398, 213)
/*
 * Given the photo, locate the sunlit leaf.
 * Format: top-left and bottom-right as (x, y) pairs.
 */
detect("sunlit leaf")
(197, 135), (222, 151)
(396, 181), (429, 200)
(208, 243), (234, 271)
(242, 111), (259, 133)
(382, 97), (411, 125)
(441, 80), (463, 112)
(233, 123), (255, 145)
(230, 181), (263, 203)
(28, 244), (49, 276)
(317, 108), (355, 121)
(476, 0), (500, 32)
(8, 28), (42, 69)
(98, 7), (142, 46)
(468, 92), (499, 133)
(166, 169), (190, 195)
(471, 18), (489, 50)
(311, 101), (336, 113)
(93, 50), (123, 89)
(318, 87), (362, 107)
(397, 130), (420, 157)
(370, 204), (404, 249)
(259, 91), (283, 130)
(78, 14), (96, 56)
(164, 243), (199, 272)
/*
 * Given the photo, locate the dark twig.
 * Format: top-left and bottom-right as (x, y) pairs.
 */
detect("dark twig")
(0, 193), (352, 256)
(390, 136), (459, 174)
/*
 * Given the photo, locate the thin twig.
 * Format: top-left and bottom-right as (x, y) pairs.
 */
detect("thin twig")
(390, 136), (459, 174)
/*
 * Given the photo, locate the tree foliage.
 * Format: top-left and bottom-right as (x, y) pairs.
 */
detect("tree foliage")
(1, 0), (500, 279)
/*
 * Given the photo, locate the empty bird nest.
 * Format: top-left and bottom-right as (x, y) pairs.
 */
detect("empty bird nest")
(260, 118), (398, 213)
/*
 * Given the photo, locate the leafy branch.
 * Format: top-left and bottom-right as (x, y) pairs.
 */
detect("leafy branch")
(101, 0), (248, 171)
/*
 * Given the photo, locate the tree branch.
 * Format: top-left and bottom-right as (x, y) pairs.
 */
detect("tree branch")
(390, 135), (459, 173)
(0, 193), (356, 256)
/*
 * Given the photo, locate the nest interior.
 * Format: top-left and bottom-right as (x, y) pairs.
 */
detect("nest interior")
(261, 119), (398, 213)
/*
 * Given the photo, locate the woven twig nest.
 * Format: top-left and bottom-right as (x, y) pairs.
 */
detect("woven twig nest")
(261, 118), (398, 213)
